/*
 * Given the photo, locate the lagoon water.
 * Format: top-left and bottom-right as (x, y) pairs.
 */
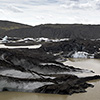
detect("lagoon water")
(0, 59), (100, 100)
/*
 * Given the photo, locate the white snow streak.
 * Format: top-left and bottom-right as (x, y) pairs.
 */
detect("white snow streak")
(0, 44), (42, 49)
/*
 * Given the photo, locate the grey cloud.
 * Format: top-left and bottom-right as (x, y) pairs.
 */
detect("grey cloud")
(20, 0), (58, 6)
(70, 0), (79, 2)
(6, 5), (23, 13)
(0, 0), (97, 12)
(0, 4), (23, 13)
(95, 0), (100, 9)
(60, 0), (93, 10)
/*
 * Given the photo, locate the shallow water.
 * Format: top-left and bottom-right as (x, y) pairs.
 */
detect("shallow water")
(64, 59), (100, 77)
(0, 59), (100, 100)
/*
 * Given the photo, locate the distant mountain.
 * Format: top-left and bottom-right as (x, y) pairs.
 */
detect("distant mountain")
(0, 21), (100, 39)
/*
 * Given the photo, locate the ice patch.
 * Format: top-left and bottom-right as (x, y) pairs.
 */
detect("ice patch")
(35, 37), (50, 42)
(71, 51), (94, 59)
(0, 69), (41, 79)
(17, 37), (69, 42)
(0, 36), (69, 43)
(0, 44), (42, 49)
(42, 75), (56, 79)
(52, 38), (69, 42)
(0, 69), (56, 79)
(35, 37), (69, 42)
(40, 63), (65, 68)
(0, 80), (54, 92)
(2, 36), (8, 43)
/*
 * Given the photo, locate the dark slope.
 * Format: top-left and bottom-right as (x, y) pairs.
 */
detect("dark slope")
(1, 23), (100, 39)
(0, 20), (32, 35)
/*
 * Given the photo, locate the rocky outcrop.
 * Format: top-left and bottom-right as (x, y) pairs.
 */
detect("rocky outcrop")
(35, 76), (94, 95)
(39, 39), (100, 59)
(94, 52), (100, 59)
(1, 36), (100, 59)
(1, 37), (100, 59)
(35, 75), (100, 95)
(0, 48), (85, 74)
(0, 48), (99, 95)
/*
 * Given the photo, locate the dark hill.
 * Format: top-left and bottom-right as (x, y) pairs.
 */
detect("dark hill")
(0, 21), (100, 39)
(0, 20), (32, 35)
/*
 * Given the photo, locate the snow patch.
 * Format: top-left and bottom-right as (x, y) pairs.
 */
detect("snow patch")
(16, 37), (69, 43)
(42, 75), (55, 79)
(71, 51), (94, 58)
(1, 36), (8, 43)
(40, 63), (65, 68)
(0, 36), (69, 43)
(0, 44), (42, 49)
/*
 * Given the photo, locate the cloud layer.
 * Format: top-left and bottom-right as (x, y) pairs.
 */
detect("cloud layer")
(0, 0), (100, 26)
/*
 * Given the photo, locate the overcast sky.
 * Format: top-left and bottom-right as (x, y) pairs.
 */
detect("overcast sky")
(0, 0), (100, 26)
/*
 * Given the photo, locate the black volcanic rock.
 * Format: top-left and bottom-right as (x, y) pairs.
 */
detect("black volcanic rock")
(35, 79), (93, 95)
(0, 48), (84, 74)
(94, 52), (100, 59)
(39, 39), (100, 57)
(35, 75), (100, 95)
(0, 48), (99, 95)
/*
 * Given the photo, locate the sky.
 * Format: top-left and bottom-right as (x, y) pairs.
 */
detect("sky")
(0, 0), (100, 26)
